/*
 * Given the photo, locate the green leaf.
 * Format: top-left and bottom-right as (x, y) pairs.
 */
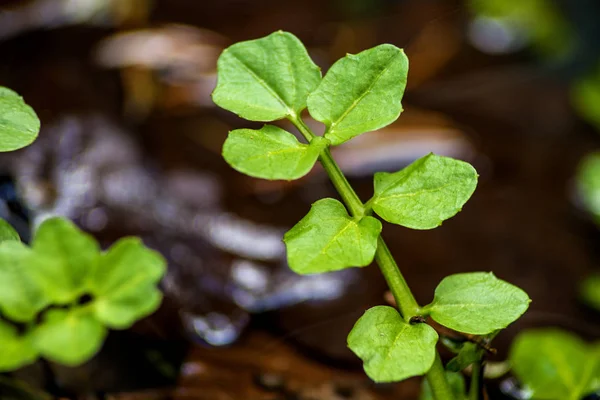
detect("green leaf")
(576, 152), (600, 225)
(0, 218), (19, 242)
(222, 125), (328, 180)
(0, 320), (38, 372)
(0, 241), (50, 322)
(283, 198), (382, 274)
(425, 272), (530, 335)
(580, 274), (600, 311)
(446, 342), (483, 372)
(307, 44), (408, 145)
(420, 371), (467, 400)
(573, 71), (600, 132)
(370, 154), (478, 230)
(89, 237), (166, 329)
(31, 217), (100, 304)
(212, 31), (321, 121)
(0, 87), (40, 152)
(33, 309), (107, 366)
(510, 329), (600, 400)
(347, 306), (438, 382)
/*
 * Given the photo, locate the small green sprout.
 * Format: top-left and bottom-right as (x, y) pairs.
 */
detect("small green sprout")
(213, 31), (531, 398)
(0, 217), (166, 370)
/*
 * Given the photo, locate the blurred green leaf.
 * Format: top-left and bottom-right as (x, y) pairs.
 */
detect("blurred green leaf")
(370, 154), (478, 230)
(509, 329), (600, 400)
(89, 237), (166, 329)
(347, 306), (438, 383)
(31, 218), (100, 304)
(0, 219), (19, 242)
(0, 320), (38, 372)
(576, 152), (600, 225)
(33, 309), (107, 366)
(284, 198), (381, 274)
(307, 44), (408, 145)
(446, 342), (483, 372)
(580, 274), (600, 311)
(223, 125), (328, 180)
(420, 370), (467, 400)
(425, 272), (530, 334)
(0, 87), (40, 152)
(469, 0), (572, 58)
(212, 31), (321, 121)
(0, 241), (49, 322)
(573, 72), (600, 132)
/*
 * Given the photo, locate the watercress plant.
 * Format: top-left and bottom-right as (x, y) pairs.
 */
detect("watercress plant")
(0, 86), (166, 371)
(509, 329), (600, 400)
(213, 31), (531, 398)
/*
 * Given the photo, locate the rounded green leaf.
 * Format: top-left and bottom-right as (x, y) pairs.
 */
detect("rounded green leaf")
(307, 44), (408, 145)
(33, 309), (107, 366)
(573, 73), (600, 132)
(223, 125), (328, 180)
(212, 31), (321, 121)
(577, 152), (600, 225)
(0, 218), (19, 242)
(0, 320), (38, 372)
(347, 306), (438, 383)
(283, 198), (382, 274)
(0, 241), (50, 322)
(0, 87), (40, 152)
(580, 274), (600, 311)
(371, 153), (478, 230)
(509, 329), (600, 400)
(31, 217), (100, 304)
(425, 272), (530, 334)
(88, 237), (166, 329)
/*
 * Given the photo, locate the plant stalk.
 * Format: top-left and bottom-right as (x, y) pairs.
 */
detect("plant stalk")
(290, 117), (454, 399)
(469, 360), (483, 400)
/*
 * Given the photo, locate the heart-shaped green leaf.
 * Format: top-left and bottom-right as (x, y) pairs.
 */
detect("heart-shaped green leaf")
(420, 371), (467, 400)
(347, 306), (438, 382)
(370, 154), (478, 230)
(425, 272), (530, 335)
(31, 217), (101, 304)
(212, 31), (321, 121)
(33, 309), (107, 366)
(0, 87), (40, 152)
(0, 320), (38, 372)
(0, 241), (50, 322)
(0, 218), (19, 242)
(89, 237), (166, 329)
(509, 329), (600, 400)
(223, 125), (328, 180)
(284, 198), (382, 274)
(307, 44), (408, 145)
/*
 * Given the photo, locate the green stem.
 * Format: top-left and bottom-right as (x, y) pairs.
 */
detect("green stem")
(374, 237), (420, 320)
(429, 354), (455, 400)
(469, 360), (483, 400)
(289, 117), (454, 399)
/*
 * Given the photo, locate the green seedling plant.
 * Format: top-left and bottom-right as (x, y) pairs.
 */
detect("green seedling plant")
(0, 86), (166, 371)
(212, 31), (531, 398)
(509, 329), (600, 400)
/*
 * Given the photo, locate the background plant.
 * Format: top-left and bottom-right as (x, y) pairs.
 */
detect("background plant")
(212, 31), (531, 398)
(508, 329), (600, 400)
(0, 86), (166, 372)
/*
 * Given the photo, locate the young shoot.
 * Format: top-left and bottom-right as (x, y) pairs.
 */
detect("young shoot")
(212, 31), (531, 398)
